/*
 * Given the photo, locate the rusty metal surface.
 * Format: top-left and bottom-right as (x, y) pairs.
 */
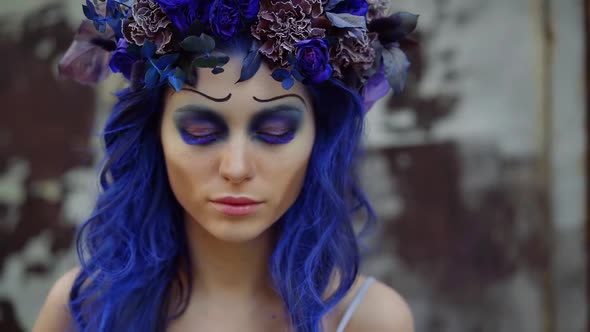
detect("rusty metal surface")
(0, 4), (95, 331)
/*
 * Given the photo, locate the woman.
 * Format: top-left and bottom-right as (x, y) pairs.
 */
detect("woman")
(33, 0), (417, 331)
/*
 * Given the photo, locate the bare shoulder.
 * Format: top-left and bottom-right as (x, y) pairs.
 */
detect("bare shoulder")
(345, 275), (414, 332)
(32, 266), (80, 332)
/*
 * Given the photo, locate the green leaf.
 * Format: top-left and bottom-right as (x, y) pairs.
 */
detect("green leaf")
(155, 53), (180, 71)
(82, 4), (96, 21)
(214, 54), (230, 66)
(83, 0), (99, 20)
(324, 0), (345, 11)
(282, 77), (295, 90)
(192, 55), (220, 68)
(237, 41), (263, 83)
(144, 66), (159, 88)
(168, 68), (186, 92)
(142, 40), (157, 58)
(326, 12), (367, 29)
(212, 67), (224, 74)
(382, 47), (410, 95)
(271, 68), (291, 82)
(177, 55), (196, 85)
(369, 12), (419, 44)
(180, 34), (215, 53)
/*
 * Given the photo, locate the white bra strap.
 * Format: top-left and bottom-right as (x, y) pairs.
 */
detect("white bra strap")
(335, 276), (375, 332)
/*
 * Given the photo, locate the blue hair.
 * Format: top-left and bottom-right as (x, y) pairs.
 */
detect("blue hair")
(68, 35), (377, 332)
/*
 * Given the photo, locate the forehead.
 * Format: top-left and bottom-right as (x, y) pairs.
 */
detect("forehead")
(164, 54), (313, 115)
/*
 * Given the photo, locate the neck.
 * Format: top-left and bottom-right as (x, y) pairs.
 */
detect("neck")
(182, 215), (277, 300)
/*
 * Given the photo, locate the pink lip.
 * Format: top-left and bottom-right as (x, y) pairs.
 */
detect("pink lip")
(212, 196), (261, 205)
(210, 202), (262, 216)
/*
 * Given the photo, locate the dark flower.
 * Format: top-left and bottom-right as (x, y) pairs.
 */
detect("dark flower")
(366, 0), (389, 22)
(109, 38), (139, 79)
(209, 0), (240, 40)
(58, 20), (113, 85)
(208, 0), (259, 40)
(330, 27), (375, 78)
(368, 11), (419, 46)
(156, 0), (210, 32)
(295, 39), (333, 84)
(252, 0), (325, 66)
(330, 0), (368, 16)
(122, 0), (174, 54)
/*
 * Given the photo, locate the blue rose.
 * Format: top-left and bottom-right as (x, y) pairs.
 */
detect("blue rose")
(209, 0), (259, 40)
(209, 0), (239, 40)
(156, 0), (210, 32)
(109, 39), (138, 79)
(331, 0), (369, 16)
(239, 0), (259, 20)
(295, 39), (333, 84)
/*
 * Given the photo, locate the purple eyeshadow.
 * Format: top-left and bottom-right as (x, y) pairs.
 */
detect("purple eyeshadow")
(179, 129), (219, 145)
(173, 104), (304, 146)
(257, 130), (296, 144)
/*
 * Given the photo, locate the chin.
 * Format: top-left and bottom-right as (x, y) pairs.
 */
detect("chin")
(199, 216), (276, 243)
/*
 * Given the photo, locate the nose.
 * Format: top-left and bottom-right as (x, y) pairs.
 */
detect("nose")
(218, 136), (254, 184)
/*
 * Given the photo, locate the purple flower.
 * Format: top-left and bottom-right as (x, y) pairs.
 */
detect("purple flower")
(109, 39), (139, 79)
(239, 0), (260, 19)
(295, 39), (333, 84)
(330, 27), (375, 79)
(122, 0), (174, 54)
(209, 0), (259, 40)
(156, 0), (210, 32)
(58, 20), (113, 85)
(361, 64), (391, 112)
(253, 0), (325, 67)
(209, 0), (239, 40)
(331, 0), (368, 16)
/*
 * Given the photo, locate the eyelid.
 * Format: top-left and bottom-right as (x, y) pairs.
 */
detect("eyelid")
(258, 122), (290, 131)
(185, 123), (217, 131)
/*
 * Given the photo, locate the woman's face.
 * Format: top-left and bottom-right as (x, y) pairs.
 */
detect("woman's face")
(160, 54), (316, 243)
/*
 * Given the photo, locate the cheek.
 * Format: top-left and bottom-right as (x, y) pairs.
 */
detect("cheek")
(161, 122), (214, 208)
(261, 121), (315, 211)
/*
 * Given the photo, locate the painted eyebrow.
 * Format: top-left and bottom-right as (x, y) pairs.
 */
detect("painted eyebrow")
(253, 94), (307, 107)
(181, 87), (232, 102)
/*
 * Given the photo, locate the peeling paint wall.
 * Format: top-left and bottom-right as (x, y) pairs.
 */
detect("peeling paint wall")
(360, 0), (586, 331)
(0, 0), (586, 331)
(0, 2), (101, 330)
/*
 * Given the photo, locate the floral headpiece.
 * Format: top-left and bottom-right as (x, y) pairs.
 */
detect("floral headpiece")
(59, 0), (418, 111)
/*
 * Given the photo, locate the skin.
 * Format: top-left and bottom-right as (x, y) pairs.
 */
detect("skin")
(160, 53), (315, 330)
(160, 55), (315, 246)
(33, 53), (415, 332)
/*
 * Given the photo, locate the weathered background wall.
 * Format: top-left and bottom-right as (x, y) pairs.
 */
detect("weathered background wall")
(0, 0), (586, 331)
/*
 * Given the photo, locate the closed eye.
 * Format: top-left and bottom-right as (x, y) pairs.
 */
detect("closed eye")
(180, 125), (223, 145)
(182, 129), (294, 145)
(255, 128), (296, 144)
(257, 124), (292, 136)
(184, 123), (218, 136)
(173, 104), (303, 146)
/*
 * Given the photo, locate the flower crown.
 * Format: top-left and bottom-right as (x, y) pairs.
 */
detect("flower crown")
(59, 0), (418, 111)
